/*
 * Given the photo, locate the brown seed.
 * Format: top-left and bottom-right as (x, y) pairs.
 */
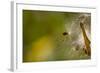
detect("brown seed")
(62, 32), (68, 36)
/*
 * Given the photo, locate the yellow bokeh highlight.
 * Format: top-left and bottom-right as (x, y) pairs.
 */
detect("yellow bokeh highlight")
(26, 35), (54, 62)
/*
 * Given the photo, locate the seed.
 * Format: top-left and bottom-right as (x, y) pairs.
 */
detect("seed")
(62, 32), (68, 36)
